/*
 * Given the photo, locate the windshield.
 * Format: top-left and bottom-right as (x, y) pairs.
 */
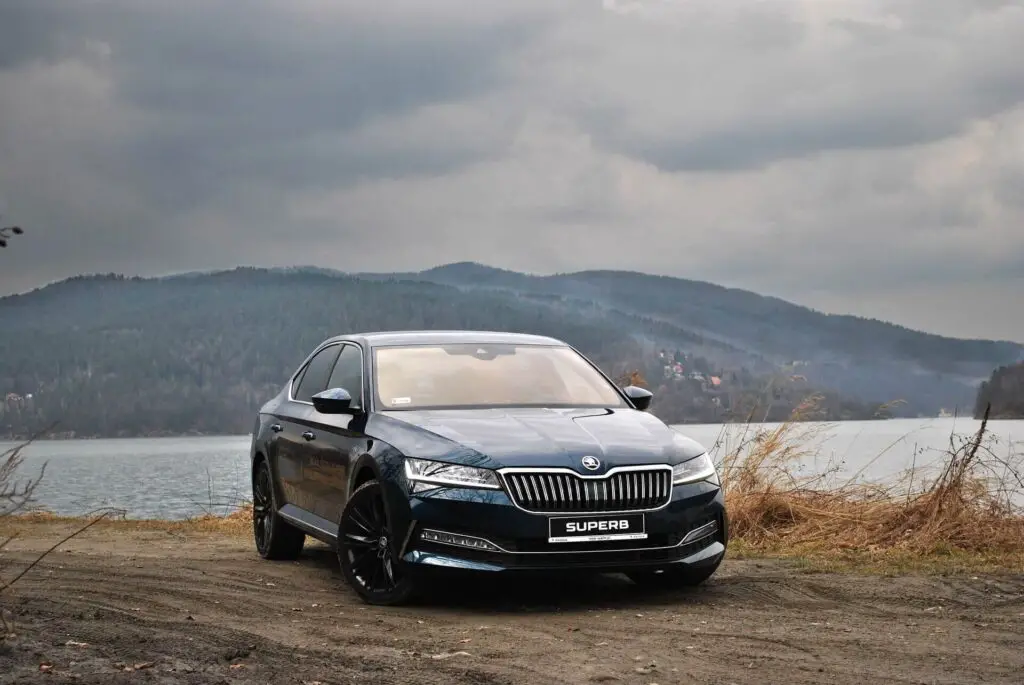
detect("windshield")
(372, 343), (627, 410)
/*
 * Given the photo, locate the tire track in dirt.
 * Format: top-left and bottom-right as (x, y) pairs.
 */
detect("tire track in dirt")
(2, 525), (1023, 684)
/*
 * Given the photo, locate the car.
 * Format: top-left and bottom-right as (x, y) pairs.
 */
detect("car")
(249, 330), (728, 605)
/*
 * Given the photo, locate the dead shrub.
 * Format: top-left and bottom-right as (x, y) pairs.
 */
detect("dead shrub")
(1, 435), (126, 636)
(714, 398), (1024, 567)
(1, 440), (45, 519)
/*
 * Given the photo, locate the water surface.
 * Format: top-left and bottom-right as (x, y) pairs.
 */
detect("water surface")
(3, 418), (1020, 519)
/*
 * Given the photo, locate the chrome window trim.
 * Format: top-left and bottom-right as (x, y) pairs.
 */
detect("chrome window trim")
(286, 341), (366, 410)
(287, 342), (341, 406)
(325, 342), (367, 411)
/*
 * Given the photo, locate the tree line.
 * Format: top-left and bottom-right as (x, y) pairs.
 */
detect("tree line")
(975, 362), (1024, 419)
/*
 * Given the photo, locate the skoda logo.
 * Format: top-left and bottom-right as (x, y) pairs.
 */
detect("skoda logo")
(580, 456), (601, 471)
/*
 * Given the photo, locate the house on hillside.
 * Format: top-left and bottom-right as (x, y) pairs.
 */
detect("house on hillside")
(663, 362), (685, 381)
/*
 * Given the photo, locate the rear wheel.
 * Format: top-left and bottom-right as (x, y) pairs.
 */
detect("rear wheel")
(337, 480), (418, 606)
(626, 561), (721, 589)
(252, 460), (305, 560)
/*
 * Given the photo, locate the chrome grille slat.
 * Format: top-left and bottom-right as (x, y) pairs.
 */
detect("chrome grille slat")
(501, 467), (672, 514)
(510, 476), (525, 502)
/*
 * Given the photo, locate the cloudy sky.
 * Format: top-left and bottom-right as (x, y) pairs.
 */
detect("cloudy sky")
(1, 0), (1022, 341)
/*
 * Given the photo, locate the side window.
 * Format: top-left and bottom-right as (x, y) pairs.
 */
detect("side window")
(292, 345), (341, 403)
(326, 345), (364, 409)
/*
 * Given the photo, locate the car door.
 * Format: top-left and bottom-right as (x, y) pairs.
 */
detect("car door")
(275, 343), (341, 513)
(303, 342), (371, 525)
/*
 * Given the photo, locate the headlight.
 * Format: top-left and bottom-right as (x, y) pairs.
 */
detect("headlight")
(672, 453), (717, 485)
(404, 458), (501, 490)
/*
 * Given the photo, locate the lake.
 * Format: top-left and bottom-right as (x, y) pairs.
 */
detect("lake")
(3, 418), (1021, 520)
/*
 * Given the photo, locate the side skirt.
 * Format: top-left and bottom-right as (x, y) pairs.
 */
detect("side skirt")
(278, 504), (338, 547)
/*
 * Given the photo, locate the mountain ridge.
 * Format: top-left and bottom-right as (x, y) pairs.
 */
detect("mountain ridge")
(1, 263), (1020, 438)
(368, 261), (1024, 346)
(14, 261), (1020, 346)
(354, 262), (1023, 363)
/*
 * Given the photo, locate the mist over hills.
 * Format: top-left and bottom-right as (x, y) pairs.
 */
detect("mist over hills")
(367, 262), (1023, 412)
(0, 263), (1019, 438)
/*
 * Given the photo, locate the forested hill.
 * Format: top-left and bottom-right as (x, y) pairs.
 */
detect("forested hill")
(975, 363), (1024, 419)
(0, 264), (1020, 438)
(364, 262), (1022, 374)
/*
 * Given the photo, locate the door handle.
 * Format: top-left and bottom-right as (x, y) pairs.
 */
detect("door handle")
(270, 424), (283, 433)
(302, 431), (316, 441)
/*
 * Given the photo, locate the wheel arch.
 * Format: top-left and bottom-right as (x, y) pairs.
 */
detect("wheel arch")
(252, 449), (267, 468)
(251, 449), (287, 514)
(348, 453), (381, 496)
(345, 451), (412, 542)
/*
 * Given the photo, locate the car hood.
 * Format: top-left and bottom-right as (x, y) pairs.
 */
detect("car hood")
(372, 407), (707, 472)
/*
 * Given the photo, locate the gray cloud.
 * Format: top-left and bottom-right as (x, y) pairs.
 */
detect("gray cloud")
(1, 0), (1022, 342)
(545, 0), (1024, 171)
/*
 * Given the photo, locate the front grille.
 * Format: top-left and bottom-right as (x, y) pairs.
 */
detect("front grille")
(500, 467), (672, 513)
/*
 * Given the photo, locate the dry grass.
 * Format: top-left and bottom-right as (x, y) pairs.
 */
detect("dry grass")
(1, 504), (255, 537)
(714, 397), (1024, 572)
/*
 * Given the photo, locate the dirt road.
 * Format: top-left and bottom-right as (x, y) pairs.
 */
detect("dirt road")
(1, 522), (1022, 684)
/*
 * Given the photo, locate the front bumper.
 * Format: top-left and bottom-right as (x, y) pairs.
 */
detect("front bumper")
(397, 479), (727, 574)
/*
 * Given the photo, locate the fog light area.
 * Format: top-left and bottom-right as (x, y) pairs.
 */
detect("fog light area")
(419, 528), (503, 552)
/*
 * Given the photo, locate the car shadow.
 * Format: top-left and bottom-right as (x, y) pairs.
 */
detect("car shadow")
(298, 542), (721, 614)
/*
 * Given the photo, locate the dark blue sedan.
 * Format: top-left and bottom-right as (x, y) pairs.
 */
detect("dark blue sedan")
(249, 330), (728, 605)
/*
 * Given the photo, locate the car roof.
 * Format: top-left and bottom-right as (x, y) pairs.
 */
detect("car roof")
(325, 330), (568, 348)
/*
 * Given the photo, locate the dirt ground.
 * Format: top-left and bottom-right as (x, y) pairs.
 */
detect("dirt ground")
(1, 523), (1023, 684)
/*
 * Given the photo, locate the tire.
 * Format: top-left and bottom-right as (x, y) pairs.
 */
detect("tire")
(337, 480), (418, 606)
(626, 560), (721, 589)
(252, 459), (305, 560)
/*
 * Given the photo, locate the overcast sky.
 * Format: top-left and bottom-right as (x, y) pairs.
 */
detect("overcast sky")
(1, 0), (1022, 342)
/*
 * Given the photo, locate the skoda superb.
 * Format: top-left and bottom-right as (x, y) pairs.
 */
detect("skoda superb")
(249, 331), (728, 605)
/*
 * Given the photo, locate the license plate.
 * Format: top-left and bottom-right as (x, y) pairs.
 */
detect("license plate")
(548, 513), (647, 543)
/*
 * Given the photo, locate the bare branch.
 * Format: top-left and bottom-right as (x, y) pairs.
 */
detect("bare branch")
(0, 507), (125, 594)
(1, 423), (58, 518)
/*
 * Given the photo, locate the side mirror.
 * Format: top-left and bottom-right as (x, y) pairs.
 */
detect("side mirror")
(622, 385), (653, 411)
(312, 387), (356, 414)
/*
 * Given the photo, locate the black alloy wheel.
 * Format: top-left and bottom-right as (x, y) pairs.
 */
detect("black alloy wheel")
(252, 460), (305, 560)
(337, 480), (417, 605)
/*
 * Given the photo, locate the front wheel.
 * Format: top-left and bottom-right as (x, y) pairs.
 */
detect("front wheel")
(337, 480), (418, 606)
